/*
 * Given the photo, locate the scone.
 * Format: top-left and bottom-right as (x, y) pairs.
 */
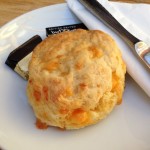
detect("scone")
(27, 29), (126, 130)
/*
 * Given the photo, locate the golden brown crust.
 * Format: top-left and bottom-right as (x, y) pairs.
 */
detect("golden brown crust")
(27, 29), (126, 129)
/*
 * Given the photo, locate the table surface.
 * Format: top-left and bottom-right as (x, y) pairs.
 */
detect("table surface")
(0, 0), (65, 27)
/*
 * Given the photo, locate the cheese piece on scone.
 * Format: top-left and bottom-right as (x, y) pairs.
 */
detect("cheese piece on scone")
(27, 29), (126, 130)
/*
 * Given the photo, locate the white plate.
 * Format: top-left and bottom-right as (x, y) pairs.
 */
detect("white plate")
(0, 3), (150, 150)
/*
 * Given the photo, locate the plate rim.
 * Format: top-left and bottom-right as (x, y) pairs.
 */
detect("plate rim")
(0, 2), (150, 150)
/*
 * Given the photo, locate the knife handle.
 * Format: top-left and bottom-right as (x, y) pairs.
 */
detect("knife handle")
(79, 0), (140, 48)
(135, 41), (150, 68)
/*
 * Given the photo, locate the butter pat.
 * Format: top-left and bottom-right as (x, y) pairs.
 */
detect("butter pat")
(14, 52), (33, 80)
(5, 35), (42, 80)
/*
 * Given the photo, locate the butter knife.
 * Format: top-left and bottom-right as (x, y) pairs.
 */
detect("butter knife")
(79, 0), (150, 69)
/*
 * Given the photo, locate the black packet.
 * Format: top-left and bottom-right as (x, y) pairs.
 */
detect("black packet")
(46, 23), (87, 36)
(5, 35), (42, 70)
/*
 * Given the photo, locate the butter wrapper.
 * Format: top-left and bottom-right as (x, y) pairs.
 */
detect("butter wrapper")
(5, 35), (42, 80)
(46, 23), (87, 36)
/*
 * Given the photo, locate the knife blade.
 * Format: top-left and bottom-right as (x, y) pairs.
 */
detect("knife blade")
(79, 0), (150, 69)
